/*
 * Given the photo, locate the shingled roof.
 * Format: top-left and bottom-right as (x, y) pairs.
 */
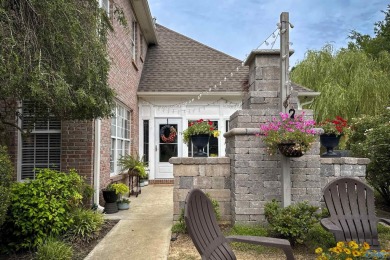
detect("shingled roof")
(138, 24), (249, 93)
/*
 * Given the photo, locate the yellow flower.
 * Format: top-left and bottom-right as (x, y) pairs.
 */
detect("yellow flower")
(348, 241), (358, 249)
(315, 247), (323, 254)
(212, 130), (220, 138)
(330, 246), (343, 254)
(363, 242), (370, 250)
(352, 250), (361, 257)
(344, 248), (351, 254)
(337, 241), (345, 248)
(346, 258), (353, 260)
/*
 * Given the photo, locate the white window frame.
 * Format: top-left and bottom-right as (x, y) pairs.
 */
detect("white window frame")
(17, 102), (61, 181)
(110, 103), (131, 176)
(131, 21), (137, 61)
(100, 0), (110, 16)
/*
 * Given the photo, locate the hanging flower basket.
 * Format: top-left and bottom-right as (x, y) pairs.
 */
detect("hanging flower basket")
(277, 143), (304, 157)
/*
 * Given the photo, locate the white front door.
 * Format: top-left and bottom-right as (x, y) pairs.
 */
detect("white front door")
(155, 118), (182, 179)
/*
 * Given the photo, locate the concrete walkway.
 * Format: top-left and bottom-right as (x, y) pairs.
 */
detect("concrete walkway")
(85, 185), (174, 260)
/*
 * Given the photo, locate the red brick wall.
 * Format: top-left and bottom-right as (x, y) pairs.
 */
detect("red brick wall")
(3, 1), (148, 195)
(99, 0), (148, 191)
(61, 120), (94, 186)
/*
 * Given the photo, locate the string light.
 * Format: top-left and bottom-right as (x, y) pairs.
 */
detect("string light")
(139, 22), (286, 111)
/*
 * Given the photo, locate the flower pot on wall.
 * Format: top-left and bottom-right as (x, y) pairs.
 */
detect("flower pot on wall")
(191, 134), (210, 157)
(277, 143), (304, 157)
(320, 134), (341, 157)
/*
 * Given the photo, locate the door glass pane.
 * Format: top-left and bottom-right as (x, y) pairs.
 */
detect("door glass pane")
(159, 123), (178, 162)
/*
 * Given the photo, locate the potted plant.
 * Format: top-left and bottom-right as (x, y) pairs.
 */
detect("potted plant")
(102, 183), (119, 204)
(117, 198), (130, 210)
(182, 119), (220, 157)
(140, 172), (149, 187)
(259, 112), (318, 157)
(110, 183), (130, 210)
(118, 153), (147, 176)
(118, 153), (147, 196)
(318, 116), (349, 157)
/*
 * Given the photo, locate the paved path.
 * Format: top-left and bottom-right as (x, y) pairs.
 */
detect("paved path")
(85, 185), (173, 260)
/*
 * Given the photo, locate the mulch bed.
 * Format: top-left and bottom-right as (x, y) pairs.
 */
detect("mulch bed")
(0, 219), (119, 260)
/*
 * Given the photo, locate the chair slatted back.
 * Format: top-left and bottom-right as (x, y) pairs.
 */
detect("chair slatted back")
(323, 177), (380, 248)
(184, 189), (236, 260)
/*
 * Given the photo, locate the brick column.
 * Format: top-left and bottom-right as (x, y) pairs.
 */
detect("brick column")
(225, 50), (321, 225)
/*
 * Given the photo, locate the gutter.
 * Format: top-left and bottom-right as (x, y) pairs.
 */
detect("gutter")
(93, 119), (104, 212)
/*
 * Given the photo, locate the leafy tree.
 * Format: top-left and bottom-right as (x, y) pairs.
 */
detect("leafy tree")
(0, 146), (13, 228)
(0, 0), (125, 141)
(290, 45), (390, 122)
(348, 5), (390, 58)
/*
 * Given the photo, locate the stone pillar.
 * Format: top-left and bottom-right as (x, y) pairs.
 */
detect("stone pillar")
(225, 50), (321, 225)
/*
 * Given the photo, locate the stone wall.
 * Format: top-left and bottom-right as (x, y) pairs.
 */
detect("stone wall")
(320, 157), (369, 188)
(170, 157), (231, 222)
(170, 49), (371, 226)
(171, 155), (370, 225)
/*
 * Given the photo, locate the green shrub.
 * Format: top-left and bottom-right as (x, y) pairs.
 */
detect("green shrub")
(304, 223), (336, 251)
(264, 199), (320, 246)
(36, 237), (73, 260)
(3, 168), (85, 250)
(171, 193), (221, 234)
(347, 109), (390, 205)
(365, 123), (390, 205)
(0, 146), (13, 228)
(65, 208), (104, 242)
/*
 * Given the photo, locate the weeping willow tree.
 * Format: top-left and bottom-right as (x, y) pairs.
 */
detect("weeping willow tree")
(291, 44), (390, 122)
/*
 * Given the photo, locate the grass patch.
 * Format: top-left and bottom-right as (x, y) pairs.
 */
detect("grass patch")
(226, 224), (278, 254)
(379, 223), (390, 249)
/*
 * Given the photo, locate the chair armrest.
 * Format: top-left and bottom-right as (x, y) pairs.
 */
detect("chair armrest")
(321, 218), (345, 241)
(378, 217), (390, 226)
(321, 218), (342, 232)
(226, 235), (295, 260)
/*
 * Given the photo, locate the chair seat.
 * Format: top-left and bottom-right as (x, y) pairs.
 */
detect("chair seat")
(321, 177), (390, 250)
(184, 188), (295, 260)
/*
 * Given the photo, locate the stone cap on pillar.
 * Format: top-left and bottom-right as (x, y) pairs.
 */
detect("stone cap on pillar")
(244, 49), (295, 66)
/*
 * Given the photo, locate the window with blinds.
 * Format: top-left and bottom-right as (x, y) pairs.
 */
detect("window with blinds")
(20, 102), (61, 180)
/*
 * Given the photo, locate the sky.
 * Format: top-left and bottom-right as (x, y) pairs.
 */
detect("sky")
(148, 0), (387, 66)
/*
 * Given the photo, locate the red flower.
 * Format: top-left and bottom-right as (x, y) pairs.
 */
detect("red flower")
(208, 121), (213, 126)
(210, 127), (214, 131)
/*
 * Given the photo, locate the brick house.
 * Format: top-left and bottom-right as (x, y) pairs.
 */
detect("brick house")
(6, 0), (318, 207)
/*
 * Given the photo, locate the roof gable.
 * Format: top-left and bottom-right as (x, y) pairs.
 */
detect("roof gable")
(138, 24), (248, 92)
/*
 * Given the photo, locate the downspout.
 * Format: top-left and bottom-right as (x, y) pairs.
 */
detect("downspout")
(93, 119), (104, 212)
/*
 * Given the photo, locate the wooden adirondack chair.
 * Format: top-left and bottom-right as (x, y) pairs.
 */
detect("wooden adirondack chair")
(184, 188), (295, 260)
(321, 177), (390, 250)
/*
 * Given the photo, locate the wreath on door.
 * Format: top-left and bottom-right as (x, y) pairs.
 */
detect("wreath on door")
(160, 125), (177, 143)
